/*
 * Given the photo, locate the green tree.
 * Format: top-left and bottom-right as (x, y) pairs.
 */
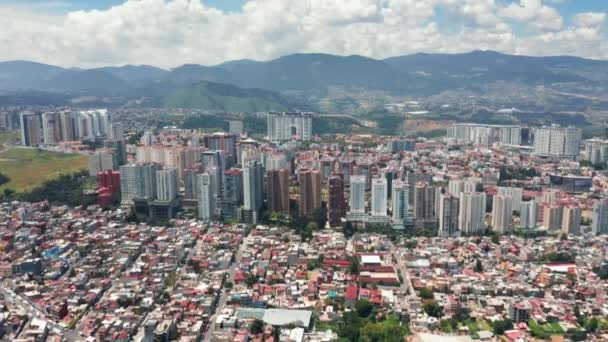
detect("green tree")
(348, 256), (360, 275)
(423, 301), (444, 318)
(249, 319), (264, 335)
(474, 259), (483, 273)
(419, 288), (434, 300)
(343, 221), (355, 238)
(356, 299), (374, 318)
(585, 317), (599, 333)
(491, 318), (513, 335)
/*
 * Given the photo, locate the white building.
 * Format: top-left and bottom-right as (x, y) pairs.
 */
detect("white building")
(448, 123), (522, 146)
(120, 163), (161, 203)
(370, 177), (388, 217)
(267, 112), (312, 141)
(88, 149), (115, 176)
(582, 139), (608, 165)
(592, 198), (608, 235)
(497, 187), (523, 212)
(392, 181), (409, 223)
(197, 172), (215, 221)
(459, 192), (486, 234)
(156, 168), (179, 202)
(533, 126), (582, 159)
(492, 195), (513, 234)
(519, 200), (537, 229)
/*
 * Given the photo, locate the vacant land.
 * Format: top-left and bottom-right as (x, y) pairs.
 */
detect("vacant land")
(0, 147), (88, 193)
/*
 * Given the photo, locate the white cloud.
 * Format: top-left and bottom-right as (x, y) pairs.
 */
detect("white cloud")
(0, 0), (605, 68)
(500, 0), (563, 31)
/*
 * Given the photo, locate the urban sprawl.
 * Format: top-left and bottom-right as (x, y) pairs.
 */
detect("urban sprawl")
(1, 110), (608, 341)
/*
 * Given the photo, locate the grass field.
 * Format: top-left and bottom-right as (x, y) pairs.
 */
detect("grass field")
(0, 147), (88, 193)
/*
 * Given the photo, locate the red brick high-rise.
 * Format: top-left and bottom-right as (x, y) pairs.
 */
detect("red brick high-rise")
(299, 168), (322, 217)
(327, 174), (346, 227)
(266, 169), (290, 216)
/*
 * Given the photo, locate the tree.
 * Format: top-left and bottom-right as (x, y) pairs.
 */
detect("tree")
(355, 299), (374, 318)
(491, 318), (513, 335)
(224, 281), (233, 289)
(273, 326), (281, 340)
(249, 319), (264, 335)
(343, 221), (355, 239)
(245, 273), (257, 288)
(491, 234), (500, 244)
(474, 259), (483, 273)
(348, 256), (360, 275)
(423, 301), (444, 318)
(419, 288), (434, 300)
(584, 317), (599, 333)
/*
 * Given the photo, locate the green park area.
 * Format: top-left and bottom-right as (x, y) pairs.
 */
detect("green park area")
(0, 147), (88, 193)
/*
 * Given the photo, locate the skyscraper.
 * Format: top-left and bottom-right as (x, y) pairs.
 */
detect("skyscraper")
(88, 149), (116, 176)
(533, 126), (582, 159)
(543, 204), (563, 230)
(327, 175), (346, 227)
(413, 182), (435, 221)
(241, 161), (265, 223)
(459, 192), (486, 234)
(448, 179), (464, 198)
(156, 168), (179, 202)
(349, 175), (367, 217)
(266, 112), (313, 141)
(119, 163), (161, 203)
(222, 169), (243, 218)
(498, 187), (523, 212)
(267, 169), (290, 215)
(391, 180), (409, 225)
(492, 195), (513, 234)
(407, 171), (433, 205)
(519, 200), (537, 229)
(439, 193), (460, 236)
(592, 198), (608, 235)
(370, 177), (388, 217)
(197, 172), (215, 221)
(42, 112), (62, 145)
(20, 112), (43, 146)
(204, 133), (238, 165)
(561, 205), (581, 235)
(298, 168), (322, 217)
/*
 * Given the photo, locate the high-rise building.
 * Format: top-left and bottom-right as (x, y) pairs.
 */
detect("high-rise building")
(391, 181), (409, 225)
(407, 171), (433, 205)
(370, 177), (388, 217)
(298, 168), (322, 217)
(339, 158), (355, 187)
(439, 193), (460, 236)
(492, 195), (513, 234)
(184, 167), (202, 200)
(459, 192), (486, 234)
(448, 179), (464, 198)
(320, 157), (335, 183)
(349, 175), (367, 217)
(197, 172), (215, 221)
(413, 182), (435, 221)
(88, 149), (116, 176)
(592, 198), (608, 235)
(519, 200), (537, 229)
(241, 161), (264, 223)
(204, 133), (238, 165)
(222, 169), (243, 218)
(543, 204), (563, 230)
(42, 112), (63, 145)
(582, 139), (608, 166)
(156, 168), (179, 202)
(533, 126), (582, 159)
(0, 112), (12, 131)
(119, 163), (161, 203)
(497, 187), (523, 212)
(267, 169), (290, 215)
(463, 177), (482, 194)
(327, 175), (346, 227)
(266, 112), (313, 141)
(561, 205), (581, 235)
(448, 123), (522, 145)
(20, 112), (43, 146)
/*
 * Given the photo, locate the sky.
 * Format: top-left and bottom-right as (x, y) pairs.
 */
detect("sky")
(0, 0), (606, 68)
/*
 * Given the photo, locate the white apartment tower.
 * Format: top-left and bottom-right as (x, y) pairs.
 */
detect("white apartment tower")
(459, 192), (486, 234)
(492, 195), (513, 234)
(267, 112), (312, 141)
(156, 168), (179, 202)
(533, 126), (582, 159)
(370, 177), (388, 217)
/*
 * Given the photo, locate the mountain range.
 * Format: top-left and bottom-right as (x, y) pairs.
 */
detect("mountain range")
(0, 50), (606, 112)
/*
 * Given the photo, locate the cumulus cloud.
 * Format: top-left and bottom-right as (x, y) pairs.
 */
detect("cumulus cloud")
(0, 0), (605, 68)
